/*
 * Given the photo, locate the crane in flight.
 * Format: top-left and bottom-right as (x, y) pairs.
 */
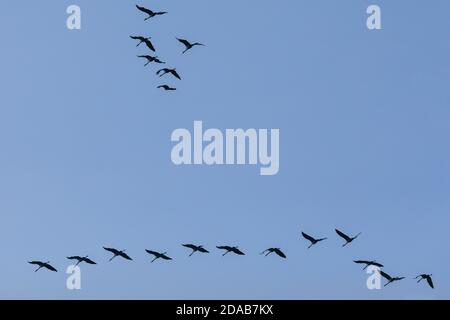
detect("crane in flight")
(353, 260), (384, 270)
(130, 36), (156, 52)
(176, 38), (205, 54)
(66, 255), (97, 266)
(415, 274), (434, 289)
(135, 5), (167, 21)
(380, 270), (405, 287)
(182, 244), (209, 256)
(157, 68), (181, 80)
(216, 246), (245, 256)
(335, 229), (362, 247)
(301, 232), (327, 248)
(145, 250), (172, 263)
(137, 55), (165, 66)
(28, 261), (57, 272)
(157, 85), (176, 91)
(103, 247), (132, 261)
(260, 248), (287, 259)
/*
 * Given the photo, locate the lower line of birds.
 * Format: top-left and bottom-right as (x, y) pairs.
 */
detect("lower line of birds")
(28, 229), (434, 289)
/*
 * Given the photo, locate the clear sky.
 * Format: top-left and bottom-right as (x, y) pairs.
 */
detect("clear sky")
(0, 0), (449, 299)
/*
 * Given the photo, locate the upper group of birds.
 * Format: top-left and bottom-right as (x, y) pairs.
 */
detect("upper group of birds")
(28, 228), (434, 290)
(130, 4), (205, 91)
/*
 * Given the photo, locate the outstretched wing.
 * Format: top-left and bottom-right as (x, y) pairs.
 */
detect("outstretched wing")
(335, 229), (352, 242)
(379, 270), (392, 281)
(143, 39), (155, 52)
(426, 276), (434, 289)
(28, 261), (41, 265)
(103, 247), (118, 255)
(156, 68), (167, 75)
(373, 262), (384, 268)
(232, 248), (245, 255)
(353, 260), (369, 265)
(66, 256), (80, 261)
(171, 70), (181, 80)
(145, 249), (158, 256)
(119, 252), (132, 260)
(216, 245), (229, 251)
(274, 248), (287, 258)
(84, 258), (97, 265)
(177, 38), (191, 48)
(136, 5), (153, 15)
(161, 255), (172, 260)
(44, 263), (58, 272)
(301, 232), (316, 243)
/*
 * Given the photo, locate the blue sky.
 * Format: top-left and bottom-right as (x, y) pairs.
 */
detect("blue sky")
(0, 0), (449, 299)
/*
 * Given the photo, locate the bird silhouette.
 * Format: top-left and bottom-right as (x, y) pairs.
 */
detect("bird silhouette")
(335, 229), (361, 247)
(415, 274), (434, 289)
(353, 260), (384, 270)
(182, 244), (209, 256)
(135, 5), (167, 21)
(138, 55), (165, 66)
(145, 250), (172, 263)
(130, 36), (156, 52)
(216, 246), (245, 256)
(66, 255), (97, 266)
(301, 232), (327, 249)
(103, 247), (132, 261)
(157, 68), (181, 80)
(260, 248), (286, 259)
(176, 38), (205, 54)
(157, 85), (176, 91)
(380, 270), (405, 287)
(28, 261), (57, 272)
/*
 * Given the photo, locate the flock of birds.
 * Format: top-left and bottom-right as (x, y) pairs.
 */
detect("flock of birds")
(26, 3), (435, 294)
(28, 228), (434, 289)
(130, 4), (204, 91)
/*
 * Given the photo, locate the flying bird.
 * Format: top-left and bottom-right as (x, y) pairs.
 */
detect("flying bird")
(380, 270), (405, 287)
(157, 68), (181, 80)
(130, 36), (156, 52)
(415, 274), (434, 289)
(137, 55), (165, 66)
(335, 229), (361, 247)
(260, 248), (287, 259)
(353, 260), (384, 270)
(66, 255), (97, 266)
(28, 261), (57, 272)
(135, 5), (167, 21)
(301, 232), (327, 249)
(216, 246), (245, 256)
(157, 85), (176, 91)
(182, 244), (209, 256)
(145, 250), (172, 263)
(176, 38), (205, 54)
(103, 247), (132, 261)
